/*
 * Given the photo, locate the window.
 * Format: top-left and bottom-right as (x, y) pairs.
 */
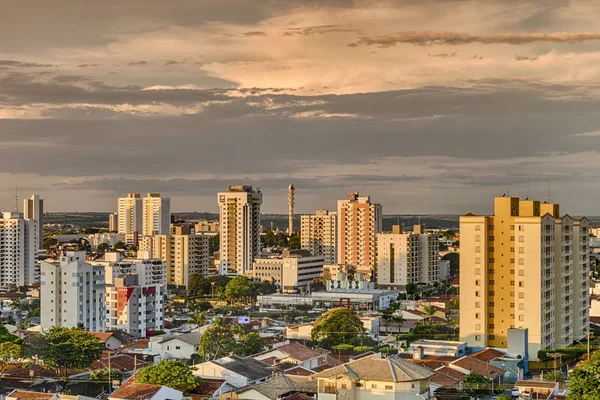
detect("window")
(371, 384), (377, 389)
(475, 302), (481, 308)
(519, 304), (525, 310)
(518, 292), (525, 299)
(475, 291), (480, 297)
(385, 385), (393, 390)
(518, 315), (524, 321)
(355, 383), (363, 388)
(475, 280), (481, 286)
(519, 270), (525, 276)
(518, 281), (524, 287)
(475, 323), (481, 330)
(475, 335), (481, 341)
(475, 313), (480, 319)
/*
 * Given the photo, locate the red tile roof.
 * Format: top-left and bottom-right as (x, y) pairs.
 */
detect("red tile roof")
(92, 352), (151, 371)
(283, 366), (315, 376)
(450, 356), (505, 378)
(109, 381), (164, 400)
(435, 366), (466, 381)
(90, 332), (115, 343)
(469, 348), (506, 363)
(430, 371), (461, 387)
(7, 391), (53, 400)
(192, 378), (227, 396)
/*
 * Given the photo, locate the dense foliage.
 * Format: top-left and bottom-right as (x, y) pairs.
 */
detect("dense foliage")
(311, 307), (365, 348)
(41, 327), (104, 379)
(567, 350), (600, 399)
(137, 360), (201, 394)
(91, 367), (124, 382)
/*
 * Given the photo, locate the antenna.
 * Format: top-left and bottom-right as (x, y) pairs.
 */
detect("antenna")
(527, 176), (531, 199)
(13, 185), (18, 213)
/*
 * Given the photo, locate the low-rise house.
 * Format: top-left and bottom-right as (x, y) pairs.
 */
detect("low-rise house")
(191, 378), (234, 399)
(193, 355), (272, 388)
(253, 341), (329, 370)
(109, 379), (184, 400)
(447, 356), (505, 387)
(7, 391), (96, 400)
(149, 331), (202, 359)
(90, 332), (123, 350)
(407, 339), (467, 357)
(235, 374), (317, 400)
(312, 353), (433, 400)
(514, 380), (559, 399)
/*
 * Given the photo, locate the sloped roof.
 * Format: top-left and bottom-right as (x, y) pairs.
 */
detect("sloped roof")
(312, 354), (433, 382)
(160, 331), (202, 346)
(515, 380), (558, 389)
(469, 348), (506, 363)
(260, 342), (330, 362)
(109, 380), (164, 400)
(430, 371), (460, 387)
(89, 332), (115, 343)
(192, 378), (227, 396)
(435, 366), (466, 381)
(7, 391), (54, 400)
(450, 356), (505, 378)
(215, 356), (272, 380)
(237, 375), (317, 400)
(283, 366), (315, 376)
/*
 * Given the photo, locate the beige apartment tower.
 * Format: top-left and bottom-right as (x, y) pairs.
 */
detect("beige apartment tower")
(377, 225), (440, 288)
(459, 197), (589, 359)
(337, 193), (382, 280)
(301, 209), (338, 264)
(118, 193), (142, 235)
(218, 185), (262, 275)
(142, 193), (171, 235)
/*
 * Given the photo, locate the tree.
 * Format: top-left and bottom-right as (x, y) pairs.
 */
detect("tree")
(289, 234), (301, 249)
(0, 324), (21, 344)
(232, 323), (252, 337)
(188, 273), (206, 296)
(198, 323), (236, 360)
(0, 342), (21, 375)
(136, 360), (201, 394)
(90, 367), (124, 382)
(463, 372), (493, 398)
(544, 370), (565, 385)
(97, 243), (109, 252)
(422, 305), (438, 325)
(442, 253), (459, 276)
(567, 350), (600, 399)
(447, 298), (459, 310)
(496, 395), (511, 400)
(187, 310), (208, 327)
(405, 282), (418, 297)
(43, 237), (58, 249)
(113, 241), (126, 250)
(258, 279), (277, 295)
(237, 332), (266, 356)
(311, 308), (365, 348)
(275, 232), (288, 247)
(5, 316), (15, 326)
(40, 327), (104, 379)
(225, 276), (257, 303)
(433, 387), (469, 400)
(209, 234), (219, 254)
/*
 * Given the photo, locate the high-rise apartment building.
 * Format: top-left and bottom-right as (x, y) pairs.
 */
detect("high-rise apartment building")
(142, 193), (171, 235)
(460, 197), (589, 358)
(337, 193), (382, 280)
(152, 226), (210, 286)
(108, 213), (118, 232)
(377, 225), (440, 288)
(218, 185), (262, 275)
(118, 193), (142, 235)
(301, 209), (337, 264)
(0, 194), (42, 287)
(41, 251), (106, 331)
(23, 194), (43, 249)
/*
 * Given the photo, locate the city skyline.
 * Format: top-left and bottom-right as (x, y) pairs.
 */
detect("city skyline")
(3, 1), (600, 213)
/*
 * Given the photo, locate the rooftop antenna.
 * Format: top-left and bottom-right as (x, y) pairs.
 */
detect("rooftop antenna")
(527, 176), (531, 199)
(13, 184), (18, 213)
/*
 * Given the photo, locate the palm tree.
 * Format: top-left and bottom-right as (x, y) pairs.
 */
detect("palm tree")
(188, 310), (208, 328)
(422, 305), (438, 325)
(392, 313), (405, 333)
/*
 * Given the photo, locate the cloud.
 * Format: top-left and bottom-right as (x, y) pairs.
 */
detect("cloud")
(128, 61), (148, 66)
(164, 60), (186, 66)
(349, 31), (600, 47)
(428, 52), (457, 58)
(283, 24), (360, 36)
(0, 60), (55, 68)
(242, 31), (267, 36)
(514, 54), (538, 61)
(77, 64), (100, 68)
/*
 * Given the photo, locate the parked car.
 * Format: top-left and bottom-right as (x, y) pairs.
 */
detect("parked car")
(511, 388), (520, 397)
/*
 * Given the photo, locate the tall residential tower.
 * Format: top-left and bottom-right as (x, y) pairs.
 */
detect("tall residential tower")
(459, 197), (589, 358)
(142, 193), (171, 235)
(118, 193), (143, 235)
(301, 209), (338, 264)
(218, 185), (262, 275)
(337, 193), (382, 280)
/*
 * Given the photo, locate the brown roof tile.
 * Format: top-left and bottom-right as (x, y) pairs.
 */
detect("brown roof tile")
(89, 332), (114, 343)
(109, 379), (164, 400)
(435, 366), (466, 381)
(450, 356), (505, 378)
(430, 371), (460, 387)
(7, 391), (54, 400)
(192, 378), (227, 396)
(469, 348), (506, 363)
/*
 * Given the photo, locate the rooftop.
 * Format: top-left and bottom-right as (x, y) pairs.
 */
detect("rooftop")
(237, 375), (317, 400)
(265, 342), (330, 362)
(312, 354), (433, 382)
(214, 355), (272, 380)
(109, 380), (165, 400)
(7, 391), (54, 400)
(450, 356), (505, 378)
(515, 380), (559, 389)
(159, 331), (203, 346)
(469, 348), (506, 363)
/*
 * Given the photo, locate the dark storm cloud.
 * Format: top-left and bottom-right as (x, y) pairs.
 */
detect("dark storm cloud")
(349, 31), (600, 47)
(0, 60), (56, 68)
(515, 54), (538, 61)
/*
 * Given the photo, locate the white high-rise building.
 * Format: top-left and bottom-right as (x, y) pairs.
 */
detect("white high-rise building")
(376, 225), (440, 288)
(142, 193), (171, 235)
(118, 193), (143, 235)
(301, 209), (337, 264)
(41, 251), (106, 331)
(253, 251), (325, 293)
(23, 194), (43, 249)
(218, 185), (262, 275)
(0, 194), (42, 287)
(337, 193), (382, 280)
(94, 252), (165, 338)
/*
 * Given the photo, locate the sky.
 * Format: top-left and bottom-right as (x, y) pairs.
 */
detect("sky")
(2, 0), (600, 215)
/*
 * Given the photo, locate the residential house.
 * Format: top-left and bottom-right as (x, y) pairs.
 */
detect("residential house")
(514, 380), (559, 399)
(7, 391), (96, 400)
(235, 374), (317, 400)
(149, 331), (202, 359)
(109, 379), (183, 400)
(312, 353), (433, 400)
(253, 341), (330, 370)
(90, 332), (123, 350)
(447, 356), (505, 388)
(193, 355), (272, 388)
(407, 340), (467, 357)
(191, 378), (234, 399)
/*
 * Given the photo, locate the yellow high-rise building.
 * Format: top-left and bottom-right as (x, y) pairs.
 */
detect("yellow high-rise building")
(460, 197), (589, 359)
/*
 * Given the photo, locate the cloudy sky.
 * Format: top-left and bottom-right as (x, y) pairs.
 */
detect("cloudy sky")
(2, 0), (600, 214)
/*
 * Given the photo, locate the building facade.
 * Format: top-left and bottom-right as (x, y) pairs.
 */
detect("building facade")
(23, 194), (43, 249)
(118, 193), (143, 235)
(459, 197), (589, 358)
(218, 185), (262, 275)
(301, 209), (337, 264)
(377, 225), (440, 288)
(40, 251), (106, 331)
(142, 193), (171, 236)
(152, 230), (210, 286)
(108, 213), (118, 232)
(253, 251), (325, 293)
(337, 193), (382, 280)
(0, 207), (40, 287)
